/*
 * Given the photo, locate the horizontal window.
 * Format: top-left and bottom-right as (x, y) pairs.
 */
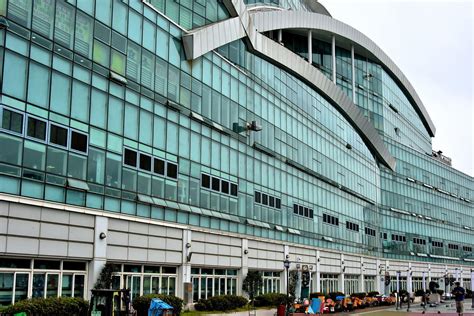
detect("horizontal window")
(255, 191), (281, 210)
(391, 234), (406, 242)
(322, 213), (338, 225)
(364, 227), (376, 237)
(448, 244), (459, 250)
(413, 238), (426, 245)
(202, 173), (237, 197)
(294, 203), (313, 219)
(346, 221), (359, 232)
(431, 241), (443, 248)
(123, 148), (177, 179)
(380, 232), (388, 240)
(463, 246), (472, 252)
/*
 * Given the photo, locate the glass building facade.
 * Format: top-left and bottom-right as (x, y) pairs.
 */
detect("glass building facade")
(0, 0), (472, 306)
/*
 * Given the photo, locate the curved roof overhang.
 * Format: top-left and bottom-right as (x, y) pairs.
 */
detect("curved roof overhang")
(250, 10), (436, 137)
(182, 1), (397, 170)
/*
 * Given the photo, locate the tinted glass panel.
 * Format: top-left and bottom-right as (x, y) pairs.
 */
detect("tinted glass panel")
(166, 162), (177, 179)
(49, 124), (68, 147)
(275, 198), (281, 209)
(262, 193), (268, 205)
(298, 205), (304, 216)
(27, 117), (47, 140)
(211, 177), (220, 191)
(294, 204), (298, 214)
(201, 174), (210, 188)
(34, 260), (60, 269)
(2, 109), (23, 134)
(230, 183), (238, 196)
(269, 196), (275, 207)
(221, 180), (229, 194)
(70, 131), (88, 153)
(255, 191), (261, 203)
(124, 149), (137, 167)
(139, 153), (152, 171)
(62, 261), (86, 271)
(154, 158), (165, 175)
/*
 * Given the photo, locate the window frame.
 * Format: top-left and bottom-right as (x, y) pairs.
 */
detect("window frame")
(0, 105), (25, 136)
(69, 129), (89, 155)
(123, 147), (139, 169)
(48, 123), (70, 149)
(25, 114), (49, 143)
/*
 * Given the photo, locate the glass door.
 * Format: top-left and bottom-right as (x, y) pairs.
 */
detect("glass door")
(126, 275), (141, 301)
(14, 273), (29, 303)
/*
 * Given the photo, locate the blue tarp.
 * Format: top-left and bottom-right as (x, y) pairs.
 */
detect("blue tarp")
(148, 298), (174, 316)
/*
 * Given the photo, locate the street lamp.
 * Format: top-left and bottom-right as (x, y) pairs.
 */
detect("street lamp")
(284, 259), (291, 316)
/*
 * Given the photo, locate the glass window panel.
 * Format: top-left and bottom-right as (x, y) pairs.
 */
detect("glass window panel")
(3, 52), (27, 100)
(50, 72), (71, 116)
(54, 1), (75, 49)
(139, 153), (152, 171)
(32, 274), (46, 298)
(126, 41), (141, 82)
(112, 0), (127, 34)
(93, 39), (110, 67)
(71, 131), (88, 153)
(107, 97), (124, 134)
(27, 117), (47, 141)
(141, 50), (155, 89)
(156, 27), (169, 59)
(122, 168), (137, 191)
(166, 121), (178, 154)
(46, 146), (67, 175)
(75, 11), (93, 58)
(0, 134), (23, 166)
(28, 62), (50, 108)
(1, 108), (24, 134)
(128, 10), (142, 44)
(139, 110), (152, 145)
(155, 57), (168, 96)
(49, 124), (68, 147)
(111, 49), (126, 76)
(124, 104), (138, 140)
(166, 162), (177, 179)
(124, 148), (137, 167)
(95, 0), (111, 25)
(8, 0), (32, 28)
(67, 153), (87, 180)
(87, 147), (105, 184)
(71, 81), (90, 123)
(143, 19), (156, 52)
(106, 152), (122, 188)
(15, 273), (29, 303)
(90, 89), (107, 128)
(46, 274), (59, 297)
(0, 273), (13, 306)
(61, 274), (73, 297)
(153, 158), (165, 175)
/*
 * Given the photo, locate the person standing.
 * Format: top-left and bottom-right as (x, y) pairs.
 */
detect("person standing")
(452, 282), (466, 316)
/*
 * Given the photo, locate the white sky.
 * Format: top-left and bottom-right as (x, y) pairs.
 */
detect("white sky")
(319, 0), (474, 177)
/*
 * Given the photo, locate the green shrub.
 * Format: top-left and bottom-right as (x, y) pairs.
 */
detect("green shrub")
(415, 289), (427, 297)
(254, 293), (288, 307)
(132, 294), (183, 316)
(193, 295), (247, 311)
(350, 292), (367, 299)
(367, 291), (379, 297)
(1, 297), (88, 316)
(466, 289), (472, 298)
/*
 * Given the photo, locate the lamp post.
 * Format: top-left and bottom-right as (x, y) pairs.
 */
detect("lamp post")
(284, 259), (291, 316)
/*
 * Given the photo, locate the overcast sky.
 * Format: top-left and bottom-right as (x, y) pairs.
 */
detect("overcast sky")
(319, 0), (473, 177)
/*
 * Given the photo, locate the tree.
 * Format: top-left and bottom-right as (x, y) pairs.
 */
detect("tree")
(94, 263), (115, 289)
(243, 271), (263, 301)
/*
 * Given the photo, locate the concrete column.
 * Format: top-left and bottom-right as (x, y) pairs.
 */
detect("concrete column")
(375, 259), (382, 294)
(427, 263), (432, 283)
(87, 216), (109, 299)
(281, 245), (290, 295)
(278, 29), (283, 44)
(407, 263), (413, 294)
(180, 230), (192, 307)
(331, 35), (336, 83)
(351, 44), (356, 100)
(307, 30), (312, 64)
(359, 257), (365, 292)
(238, 239), (249, 296)
(339, 254), (345, 293)
(315, 250), (321, 292)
